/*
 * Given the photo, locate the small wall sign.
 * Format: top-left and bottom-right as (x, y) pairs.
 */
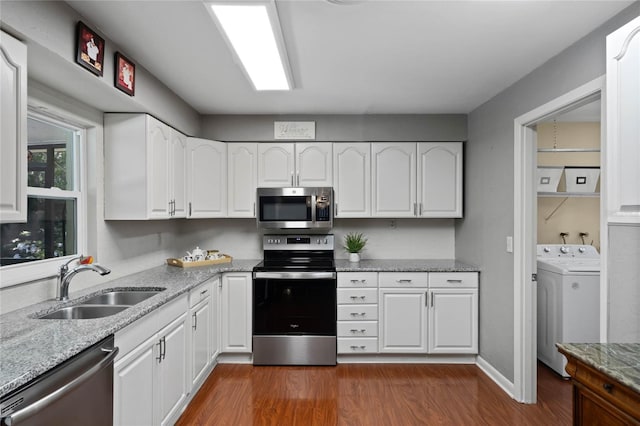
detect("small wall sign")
(274, 121), (316, 140)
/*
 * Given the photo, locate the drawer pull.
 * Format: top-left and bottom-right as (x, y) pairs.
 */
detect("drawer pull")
(200, 289), (209, 295)
(350, 279), (367, 284)
(397, 279), (412, 283)
(350, 312), (366, 317)
(446, 279), (463, 283)
(349, 329), (367, 334)
(603, 383), (614, 393)
(349, 345), (367, 350)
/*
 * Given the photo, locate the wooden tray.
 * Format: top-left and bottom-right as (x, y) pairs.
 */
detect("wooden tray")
(166, 255), (232, 268)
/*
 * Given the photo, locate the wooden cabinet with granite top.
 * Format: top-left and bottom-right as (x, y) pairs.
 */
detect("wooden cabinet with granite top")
(557, 343), (640, 425)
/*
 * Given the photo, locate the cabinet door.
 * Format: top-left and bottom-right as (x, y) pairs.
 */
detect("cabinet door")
(211, 276), (221, 361)
(113, 335), (156, 426)
(186, 138), (227, 218)
(0, 30), (27, 223)
(378, 289), (427, 353)
(221, 273), (252, 353)
(257, 143), (295, 187)
(333, 143), (371, 217)
(607, 16), (640, 221)
(147, 116), (172, 219)
(417, 142), (463, 218)
(190, 298), (211, 388)
(228, 143), (257, 217)
(372, 143), (416, 217)
(428, 289), (478, 354)
(171, 130), (187, 218)
(296, 142), (332, 187)
(157, 313), (188, 426)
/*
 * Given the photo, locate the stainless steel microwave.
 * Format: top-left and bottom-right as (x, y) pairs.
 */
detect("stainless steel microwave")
(256, 187), (333, 229)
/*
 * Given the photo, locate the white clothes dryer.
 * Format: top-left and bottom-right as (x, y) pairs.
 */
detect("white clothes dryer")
(536, 244), (600, 377)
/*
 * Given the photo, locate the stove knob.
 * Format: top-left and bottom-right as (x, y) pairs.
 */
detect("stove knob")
(578, 247), (586, 253)
(324, 238), (328, 244)
(560, 246), (569, 254)
(543, 247), (550, 253)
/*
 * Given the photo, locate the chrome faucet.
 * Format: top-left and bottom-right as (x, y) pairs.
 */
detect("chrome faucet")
(57, 255), (111, 301)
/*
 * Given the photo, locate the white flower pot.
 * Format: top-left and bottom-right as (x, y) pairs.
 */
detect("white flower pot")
(349, 252), (360, 262)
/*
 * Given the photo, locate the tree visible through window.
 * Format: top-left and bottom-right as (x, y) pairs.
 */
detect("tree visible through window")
(0, 115), (81, 266)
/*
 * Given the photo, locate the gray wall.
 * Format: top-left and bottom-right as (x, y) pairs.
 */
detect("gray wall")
(0, 0), (200, 135)
(608, 224), (640, 342)
(456, 3), (640, 382)
(200, 114), (466, 142)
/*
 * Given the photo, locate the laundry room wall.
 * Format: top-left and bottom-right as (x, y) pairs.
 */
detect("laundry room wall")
(537, 121), (601, 250)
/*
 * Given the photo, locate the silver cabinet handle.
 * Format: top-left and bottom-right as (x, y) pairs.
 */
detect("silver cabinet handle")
(414, 202), (417, 216)
(161, 336), (166, 360)
(192, 312), (198, 330)
(419, 203), (423, 216)
(447, 279), (463, 283)
(200, 289), (209, 295)
(397, 279), (412, 283)
(431, 292), (434, 307)
(335, 202), (337, 217)
(189, 202), (192, 217)
(297, 172), (300, 186)
(253, 202), (256, 216)
(1, 346), (119, 425)
(291, 172), (294, 186)
(156, 339), (163, 362)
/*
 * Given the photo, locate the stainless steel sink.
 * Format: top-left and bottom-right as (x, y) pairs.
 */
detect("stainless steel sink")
(39, 305), (129, 320)
(81, 290), (163, 306)
(37, 288), (165, 319)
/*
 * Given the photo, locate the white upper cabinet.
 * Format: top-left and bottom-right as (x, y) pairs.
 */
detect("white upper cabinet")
(228, 143), (257, 217)
(257, 142), (332, 187)
(296, 142), (332, 187)
(258, 143), (295, 187)
(607, 16), (640, 223)
(417, 142), (463, 218)
(0, 30), (27, 223)
(333, 143), (371, 217)
(372, 142), (417, 217)
(170, 131), (187, 218)
(186, 138), (227, 218)
(105, 114), (185, 220)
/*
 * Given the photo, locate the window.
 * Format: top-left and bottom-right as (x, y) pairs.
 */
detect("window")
(0, 113), (84, 269)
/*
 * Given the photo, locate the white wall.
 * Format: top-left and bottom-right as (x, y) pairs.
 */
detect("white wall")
(456, 3), (640, 382)
(174, 218), (455, 261)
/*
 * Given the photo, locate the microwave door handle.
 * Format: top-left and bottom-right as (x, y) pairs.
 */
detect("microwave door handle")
(311, 194), (316, 223)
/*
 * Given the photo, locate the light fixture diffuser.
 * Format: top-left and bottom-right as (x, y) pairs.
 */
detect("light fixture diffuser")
(209, 1), (293, 91)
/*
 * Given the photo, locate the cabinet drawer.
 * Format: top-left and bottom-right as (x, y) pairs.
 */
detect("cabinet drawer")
(337, 321), (378, 337)
(189, 280), (212, 307)
(338, 338), (378, 354)
(338, 272), (378, 288)
(379, 272), (428, 288)
(429, 272), (478, 288)
(337, 288), (378, 304)
(337, 304), (378, 321)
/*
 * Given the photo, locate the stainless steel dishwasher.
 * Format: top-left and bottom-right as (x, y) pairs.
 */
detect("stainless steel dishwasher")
(0, 335), (118, 426)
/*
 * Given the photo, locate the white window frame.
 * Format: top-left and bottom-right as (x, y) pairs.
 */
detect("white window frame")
(0, 109), (88, 288)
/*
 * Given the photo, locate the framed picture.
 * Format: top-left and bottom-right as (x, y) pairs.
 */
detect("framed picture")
(76, 21), (105, 76)
(115, 52), (136, 96)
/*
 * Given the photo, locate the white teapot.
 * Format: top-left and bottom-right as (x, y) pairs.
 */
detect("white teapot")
(186, 246), (206, 261)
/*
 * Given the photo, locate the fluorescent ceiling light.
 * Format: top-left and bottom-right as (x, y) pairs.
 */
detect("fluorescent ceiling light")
(209, 1), (292, 91)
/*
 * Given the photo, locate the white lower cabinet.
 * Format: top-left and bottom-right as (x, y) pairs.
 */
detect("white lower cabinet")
(221, 273), (252, 353)
(114, 294), (189, 426)
(189, 280), (212, 390)
(337, 271), (478, 357)
(337, 272), (378, 354)
(427, 273), (478, 354)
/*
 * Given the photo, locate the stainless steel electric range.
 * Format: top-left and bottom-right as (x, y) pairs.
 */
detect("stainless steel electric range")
(252, 234), (337, 366)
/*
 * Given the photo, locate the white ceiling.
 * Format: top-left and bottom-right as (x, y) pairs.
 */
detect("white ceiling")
(65, 0), (633, 116)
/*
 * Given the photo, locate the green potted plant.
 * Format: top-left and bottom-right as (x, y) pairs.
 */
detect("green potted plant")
(344, 232), (367, 262)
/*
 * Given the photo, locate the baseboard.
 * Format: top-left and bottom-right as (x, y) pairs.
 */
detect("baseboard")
(476, 355), (515, 399)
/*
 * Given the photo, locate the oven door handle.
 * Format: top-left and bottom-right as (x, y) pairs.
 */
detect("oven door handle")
(253, 271), (336, 280)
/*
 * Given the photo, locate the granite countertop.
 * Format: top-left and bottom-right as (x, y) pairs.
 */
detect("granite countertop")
(0, 257), (478, 398)
(557, 343), (640, 394)
(0, 259), (259, 398)
(335, 259), (480, 272)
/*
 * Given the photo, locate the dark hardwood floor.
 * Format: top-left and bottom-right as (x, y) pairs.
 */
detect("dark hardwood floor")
(177, 362), (571, 425)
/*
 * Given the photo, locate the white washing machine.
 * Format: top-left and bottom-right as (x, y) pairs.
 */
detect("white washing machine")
(536, 244), (600, 377)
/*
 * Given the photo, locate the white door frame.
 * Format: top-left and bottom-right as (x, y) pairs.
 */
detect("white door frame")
(512, 76), (606, 403)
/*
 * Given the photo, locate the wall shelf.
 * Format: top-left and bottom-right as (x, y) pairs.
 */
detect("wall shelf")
(538, 192), (600, 198)
(537, 148), (600, 153)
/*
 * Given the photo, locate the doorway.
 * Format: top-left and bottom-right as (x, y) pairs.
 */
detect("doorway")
(512, 76), (606, 403)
